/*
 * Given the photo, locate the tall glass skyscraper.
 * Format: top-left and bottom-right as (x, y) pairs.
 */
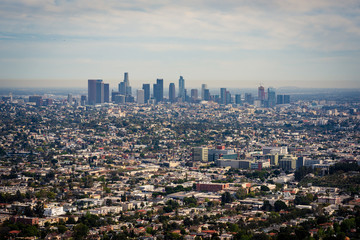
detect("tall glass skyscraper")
(267, 87), (276, 107)
(169, 83), (176, 103)
(88, 79), (107, 105)
(142, 84), (150, 103)
(154, 78), (164, 103)
(178, 76), (185, 101)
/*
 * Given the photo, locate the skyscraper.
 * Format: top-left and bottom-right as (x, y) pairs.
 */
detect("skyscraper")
(119, 82), (127, 95)
(88, 79), (106, 105)
(235, 94), (241, 104)
(284, 95), (290, 104)
(245, 93), (253, 104)
(169, 83), (176, 103)
(96, 80), (104, 104)
(204, 89), (211, 101)
(178, 76), (185, 101)
(220, 88), (227, 104)
(258, 85), (265, 101)
(142, 84), (150, 103)
(277, 95), (284, 104)
(191, 89), (198, 101)
(88, 79), (98, 105)
(118, 72), (132, 101)
(154, 79), (164, 103)
(267, 88), (276, 107)
(201, 84), (207, 100)
(104, 83), (110, 103)
(226, 91), (231, 104)
(137, 89), (145, 104)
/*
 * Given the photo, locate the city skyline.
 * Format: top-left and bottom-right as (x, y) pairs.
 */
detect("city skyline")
(0, 1), (360, 89)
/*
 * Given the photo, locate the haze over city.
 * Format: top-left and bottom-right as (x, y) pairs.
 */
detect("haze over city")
(0, 0), (360, 89)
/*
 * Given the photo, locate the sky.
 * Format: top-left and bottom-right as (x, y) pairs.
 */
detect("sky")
(0, 0), (360, 89)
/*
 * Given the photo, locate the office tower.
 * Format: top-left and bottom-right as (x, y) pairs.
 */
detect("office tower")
(81, 95), (87, 106)
(118, 72), (132, 101)
(29, 96), (43, 106)
(124, 72), (129, 85)
(191, 89), (198, 101)
(226, 91), (231, 104)
(96, 80), (104, 104)
(279, 156), (297, 171)
(142, 84), (150, 103)
(88, 80), (97, 105)
(258, 85), (265, 101)
(267, 88), (276, 107)
(284, 95), (290, 104)
(245, 93), (253, 104)
(220, 88), (227, 104)
(137, 89), (145, 104)
(192, 147), (209, 162)
(123, 72), (132, 96)
(201, 84), (207, 100)
(277, 95), (284, 104)
(68, 93), (72, 105)
(119, 81), (127, 95)
(169, 83), (176, 103)
(154, 78), (164, 103)
(235, 94), (241, 104)
(88, 79), (105, 105)
(204, 89), (210, 101)
(178, 76), (185, 101)
(104, 83), (110, 103)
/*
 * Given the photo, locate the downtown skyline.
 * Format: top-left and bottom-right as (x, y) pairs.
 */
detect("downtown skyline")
(1, 1), (360, 89)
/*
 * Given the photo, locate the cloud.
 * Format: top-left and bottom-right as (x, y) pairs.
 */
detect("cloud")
(1, 0), (359, 52)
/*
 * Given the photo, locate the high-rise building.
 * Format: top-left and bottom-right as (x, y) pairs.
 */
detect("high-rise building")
(201, 84), (207, 100)
(67, 94), (72, 105)
(119, 81), (127, 95)
(124, 72), (132, 96)
(88, 79), (98, 105)
(258, 85), (265, 101)
(267, 88), (276, 107)
(88, 79), (106, 105)
(245, 93), (253, 104)
(142, 84), (150, 103)
(235, 94), (241, 104)
(226, 91), (231, 104)
(204, 89), (210, 101)
(29, 96), (43, 106)
(284, 95), (290, 104)
(191, 89), (198, 101)
(81, 95), (87, 106)
(277, 95), (284, 104)
(178, 76), (185, 101)
(192, 147), (208, 162)
(220, 88), (227, 104)
(169, 83), (176, 103)
(96, 80), (104, 104)
(137, 89), (145, 104)
(118, 72), (132, 101)
(154, 79), (164, 103)
(104, 83), (110, 103)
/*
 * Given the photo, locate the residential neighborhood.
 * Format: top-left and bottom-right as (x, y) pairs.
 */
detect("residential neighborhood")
(0, 93), (359, 240)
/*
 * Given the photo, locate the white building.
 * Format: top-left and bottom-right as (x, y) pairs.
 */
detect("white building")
(44, 206), (65, 217)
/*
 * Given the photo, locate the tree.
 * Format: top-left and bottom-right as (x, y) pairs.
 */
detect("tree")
(106, 199), (112, 206)
(221, 192), (234, 205)
(73, 223), (89, 240)
(262, 200), (273, 212)
(260, 185), (270, 192)
(274, 200), (287, 212)
(34, 201), (44, 218)
(58, 225), (67, 234)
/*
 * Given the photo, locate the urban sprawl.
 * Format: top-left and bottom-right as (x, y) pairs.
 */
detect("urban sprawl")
(0, 73), (359, 240)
